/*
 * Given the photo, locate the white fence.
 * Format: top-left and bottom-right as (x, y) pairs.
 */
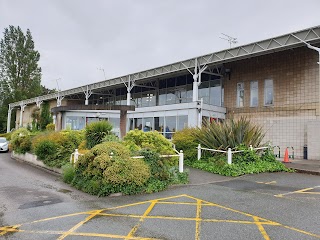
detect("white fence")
(70, 148), (184, 172)
(197, 144), (269, 165)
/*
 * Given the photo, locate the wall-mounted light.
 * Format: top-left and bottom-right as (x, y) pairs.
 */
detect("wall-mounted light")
(225, 68), (231, 80)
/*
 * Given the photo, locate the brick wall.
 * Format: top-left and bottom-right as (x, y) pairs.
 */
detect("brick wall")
(224, 46), (319, 159)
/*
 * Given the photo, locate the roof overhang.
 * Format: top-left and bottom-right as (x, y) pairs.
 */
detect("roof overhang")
(10, 25), (320, 108)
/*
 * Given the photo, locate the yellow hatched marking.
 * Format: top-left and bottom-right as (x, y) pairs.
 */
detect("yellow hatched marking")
(253, 216), (270, 240)
(125, 200), (157, 239)
(275, 186), (320, 197)
(1, 194), (320, 239)
(195, 199), (202, 240)
(57, 210), (103, 240)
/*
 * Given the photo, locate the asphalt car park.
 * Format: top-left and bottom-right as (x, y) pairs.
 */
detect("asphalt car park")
(0, 152), (320, 239)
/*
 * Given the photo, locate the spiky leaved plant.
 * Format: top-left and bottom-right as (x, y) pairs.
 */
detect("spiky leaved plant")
(193, 117), (265, 150)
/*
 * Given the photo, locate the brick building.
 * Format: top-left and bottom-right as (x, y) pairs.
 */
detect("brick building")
(8, 26), (320, 160)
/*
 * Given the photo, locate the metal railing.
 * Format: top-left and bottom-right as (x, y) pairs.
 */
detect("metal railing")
(70, 148), (184, 172)
(197, 144), (269, 165)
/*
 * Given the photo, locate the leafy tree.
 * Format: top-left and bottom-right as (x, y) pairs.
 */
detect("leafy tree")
(0, 26), (43, 132)
(39, 102), (52, 130)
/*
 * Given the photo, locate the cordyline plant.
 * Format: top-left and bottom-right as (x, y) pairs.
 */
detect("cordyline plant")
(193, 117), (265, 150)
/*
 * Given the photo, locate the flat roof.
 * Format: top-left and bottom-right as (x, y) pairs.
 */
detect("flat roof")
(10, 25), (320, 108)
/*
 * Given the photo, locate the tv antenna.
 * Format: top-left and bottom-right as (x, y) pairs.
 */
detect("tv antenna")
(220, 33), (238, 48)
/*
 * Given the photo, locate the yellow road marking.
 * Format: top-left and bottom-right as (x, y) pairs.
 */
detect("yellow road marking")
(265, 181), (276, 185)
(0, 225), (20, 236)
(256, 181), (276, 185)
(1, 194), (319, 239)
(57, 209), (103, 240)
(1, 229), (160, 239)
(126, 200), (157, 239)
(195, 199), (202, 240)
(253, 216), (270, 240)
(275, 185), (320, 197)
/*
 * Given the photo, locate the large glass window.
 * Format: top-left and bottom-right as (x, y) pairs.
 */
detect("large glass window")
(250, 81), (258, 107)
(264, 79), (274, 105)
(209, 79), (222, 106)
(177, 115), (188, 130)
(199, 81), (210, 104)
(166, 89), (176, 105)
(143, 117), (153, 132)
(154, 117), (164, 133)
(237, 82), (244, 107)
(109, 118), (120, 136)
(165, 116), (176, 139)
(134, 118), (142, 130)
(159, 89), (166, 106)
(66, 116), (85, 130)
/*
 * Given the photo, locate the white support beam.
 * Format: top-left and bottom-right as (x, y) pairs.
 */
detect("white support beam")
(56, 93), (64, 107)
(81, 85), (92, 105)
(36, 97), (43, 108)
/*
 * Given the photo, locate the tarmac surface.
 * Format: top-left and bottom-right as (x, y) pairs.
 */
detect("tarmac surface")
(0, 152), (319, 240)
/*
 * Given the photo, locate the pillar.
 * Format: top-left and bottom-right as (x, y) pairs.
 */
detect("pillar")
(19, 104), (26, 128)
(6, 106), (11, 133)
(55, 112), (62, 131)
(127, 92), (131, 106)
(120, 110), (127, 138)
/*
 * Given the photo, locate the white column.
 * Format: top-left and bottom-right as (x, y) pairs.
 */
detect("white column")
(19, 103), (26, 128)
(6, 105), (12, 133)
(127, 92), (131, 106)
(192, 81), (198, 102)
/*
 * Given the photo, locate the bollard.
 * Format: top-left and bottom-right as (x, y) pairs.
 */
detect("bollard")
(249, 145), (253, 151)
(179, 150), (184, 173)
(74, 149), (79, 163)
(197, 144), (201, 160)
(227, 148), (232, 165)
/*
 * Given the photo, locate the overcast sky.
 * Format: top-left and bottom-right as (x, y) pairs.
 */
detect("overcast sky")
(1, 0), (319, 91)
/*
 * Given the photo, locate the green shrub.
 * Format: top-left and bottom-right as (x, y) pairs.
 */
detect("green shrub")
(11, 128), (32, 154)
(85, 120), (113, 149)
(232, 145), (260, 164)
(102, 134), (120, 142)
(139, 149), (170, 181)
(62, 163), (75, 184)
(124, 129), (174, 154)
(32, 130), (84, 168)
(72, 142), (151, 196)
(34, 140), (58, 161)
(172, 128), (198, 161)
(187, 147), (292, 177)
(46, 123), (55, 131)
(140, 149), (188, 189)
(194, 117), (265, 151)
(91, 141), (131, 158)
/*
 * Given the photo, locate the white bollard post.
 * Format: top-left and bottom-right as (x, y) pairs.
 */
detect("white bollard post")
(74, 149), (79, 163)
(179, 150), (184, 173)
(197, 144), (201, 160)
(227, 148), (232, 165)
(249, 145), (253, 151)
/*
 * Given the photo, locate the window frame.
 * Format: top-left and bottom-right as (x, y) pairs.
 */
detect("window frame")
(264, 79), (274, 106)
(236, 82), (244, 107)
(250, 80), (259, 107)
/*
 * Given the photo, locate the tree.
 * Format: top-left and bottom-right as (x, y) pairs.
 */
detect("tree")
(0, 26), (43, 132)
(39, 102), (52, 130)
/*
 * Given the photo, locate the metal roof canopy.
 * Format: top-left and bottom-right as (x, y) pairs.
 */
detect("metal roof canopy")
(10, 25), (320, 108)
